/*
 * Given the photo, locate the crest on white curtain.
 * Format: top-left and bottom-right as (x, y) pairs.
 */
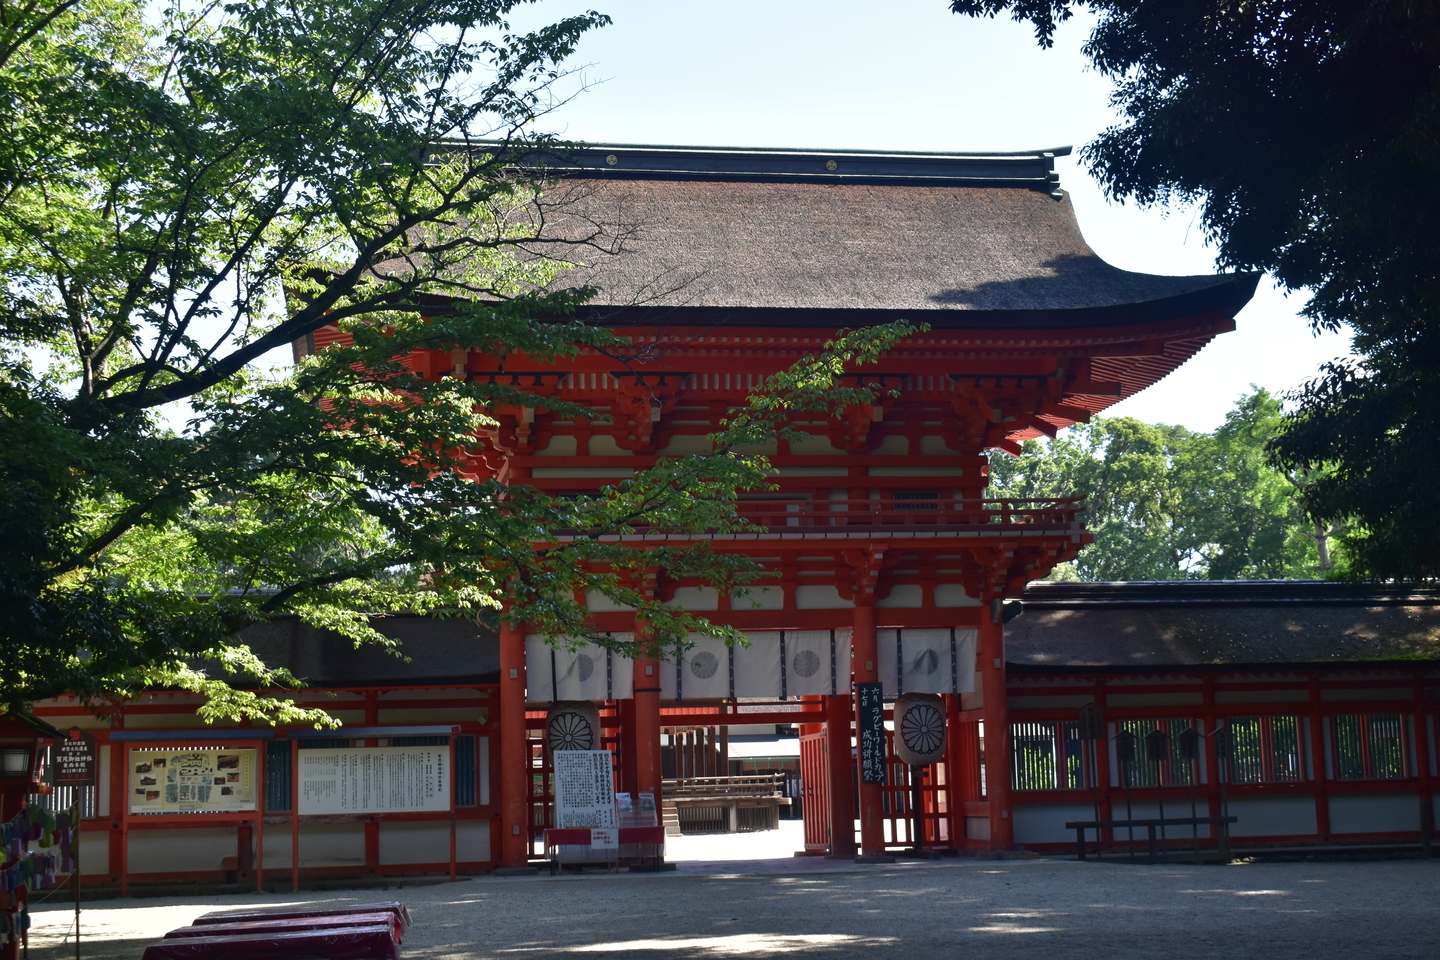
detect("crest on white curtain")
(661, 633), (732, 700)
(784, 630), (851, 697)
(877, 628), (977, 695)
(526, 633), (636, 701)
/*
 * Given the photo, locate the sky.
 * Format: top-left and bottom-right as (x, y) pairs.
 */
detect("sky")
(502, 0), (1353, 433)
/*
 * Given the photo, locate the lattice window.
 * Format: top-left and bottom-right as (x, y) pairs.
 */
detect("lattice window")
(1333, 713), (1408, 780)
(1224, 716), (1305, 784)
(1116, 719), (1196, 787)
(1010, 721), (1095, 790)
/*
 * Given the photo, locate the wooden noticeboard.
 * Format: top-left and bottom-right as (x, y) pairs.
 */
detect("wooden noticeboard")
(297, 745), (450, 815)
(856, 682), (887, 784)
(128, 747), (258, 814)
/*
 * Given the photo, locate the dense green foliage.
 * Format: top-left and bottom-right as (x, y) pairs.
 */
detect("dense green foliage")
(0, 0), (910, 721)
(950, 0), (1440, 578)
(988, 390), (1345, 580)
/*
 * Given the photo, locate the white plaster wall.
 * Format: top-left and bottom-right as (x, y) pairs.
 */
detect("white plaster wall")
(128, 827), (237, 874)
(457, 821), (492, 862)
(78, 834), (109, 877)
(1328, 793), (1421, 834)
(259, 823), (365, 869)
(965, 816), (990, 841)
(1012, 803), (1097, 845)
(1226, 796), (1318, 837)
(731, 587), (783, 611)
(934, 584), (978, 608)
(668, 587), (718, 610)
(795, 585), (852, 609)
(378, 822), (451, 865)
(876, 585), (922, 609)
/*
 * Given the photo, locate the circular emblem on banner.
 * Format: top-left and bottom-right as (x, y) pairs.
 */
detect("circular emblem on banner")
(546, 701), (600, 752)
(893, 693), (946, 765)
(911, 648), (939, 676)
(574, 653), (596, 682)
(690, 651), (719, 679)
(792, 649), (821, 678)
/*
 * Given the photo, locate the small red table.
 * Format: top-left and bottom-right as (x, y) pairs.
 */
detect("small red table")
(543, 826), (666, 873)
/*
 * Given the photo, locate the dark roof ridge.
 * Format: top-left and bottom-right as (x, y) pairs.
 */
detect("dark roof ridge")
(511, 142), (1072, 193)
(1021, 579), (1440, 606)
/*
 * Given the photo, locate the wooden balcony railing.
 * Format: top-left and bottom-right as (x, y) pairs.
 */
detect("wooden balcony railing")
(662, 773), (787, 801)
(725, 497), (1085, 533)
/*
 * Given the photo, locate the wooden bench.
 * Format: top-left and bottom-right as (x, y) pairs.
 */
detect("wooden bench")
(1064, 817), (1238, 862)
(192, 902), (411, 931)
(142, 924), (398, 960)
(164, 913), (403, 943)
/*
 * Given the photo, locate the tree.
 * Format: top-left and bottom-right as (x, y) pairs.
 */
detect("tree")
(0, 0), (911, 721)
(950, 0), (1440, 579)
(987, 389), (1340, 580)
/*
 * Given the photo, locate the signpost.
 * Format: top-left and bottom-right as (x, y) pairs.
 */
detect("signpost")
(54, 729), (97, 787)
(856, 682), (887, 785)
(55, 728), (94, 960)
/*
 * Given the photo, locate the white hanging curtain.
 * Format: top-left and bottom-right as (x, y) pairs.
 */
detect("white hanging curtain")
(526, 633), (636, 701)
(660, 633), (732, 701)
(730, 630), (782, 699)
(785, 629), (851, 697)
(878, 628), (978, 696)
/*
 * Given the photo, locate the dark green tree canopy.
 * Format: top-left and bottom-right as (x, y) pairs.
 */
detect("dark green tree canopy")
(988, 389), (1345, 581)
(0, 0), (911, 720)
(951, 0), (1440, 578)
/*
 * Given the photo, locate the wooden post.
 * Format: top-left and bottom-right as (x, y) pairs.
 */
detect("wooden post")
(980, 598), (1013, 850)
(116, 745), (129, 897)
(852, 602), (884, 857)
(942, 693), (964, 850)
(72, 796), (80, 960)
(497, 618), (530, 868)
(448, 736), (457, 882)
(632, 653), (663, 803)
(825, 693), (856, 857)
(290, 739), (300, 892)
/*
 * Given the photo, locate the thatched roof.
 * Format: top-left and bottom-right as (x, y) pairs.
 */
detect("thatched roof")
(1007, 581), (1440, 668)
(526, 144), (1257, 327)
(239, 616), (498, 687)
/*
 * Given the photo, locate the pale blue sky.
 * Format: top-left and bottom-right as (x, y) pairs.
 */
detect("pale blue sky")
(510, 0), (1352, 432)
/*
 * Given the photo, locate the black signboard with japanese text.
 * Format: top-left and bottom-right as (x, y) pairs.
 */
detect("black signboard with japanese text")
(856, 682), (887, 785)
(54, 727), (98, 786)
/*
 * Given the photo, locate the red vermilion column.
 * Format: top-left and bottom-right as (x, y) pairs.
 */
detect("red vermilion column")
(497, 618), (530, 868)
(980, 598), (1014, 850)
(942, 693), (965, 850)
(632, 625), (663, 802)
(852, 602), (885, 857)
(825, 694), (857, 857)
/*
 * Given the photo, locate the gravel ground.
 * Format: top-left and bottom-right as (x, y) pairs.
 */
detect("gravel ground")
(22, 845), (1440, 959)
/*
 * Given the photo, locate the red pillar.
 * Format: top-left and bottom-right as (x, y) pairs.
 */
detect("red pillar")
(980, 599), (1013, 849)
(825, 694), (857, 857)
(632, 652), (663, 801)
(852, 602), (885, 856)
(497, 619), (530, 868)
(942, 693), (964, 849)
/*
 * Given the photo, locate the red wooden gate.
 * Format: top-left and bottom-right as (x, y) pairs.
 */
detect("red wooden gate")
(800, 725), (831, 852)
